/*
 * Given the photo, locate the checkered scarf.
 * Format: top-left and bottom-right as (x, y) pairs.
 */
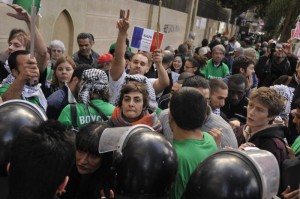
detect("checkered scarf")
(78, 69), (109, 106)
(270, 84), (294, 117)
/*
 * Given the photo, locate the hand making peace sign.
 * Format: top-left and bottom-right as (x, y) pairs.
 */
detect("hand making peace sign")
(117, 9), (130, 34)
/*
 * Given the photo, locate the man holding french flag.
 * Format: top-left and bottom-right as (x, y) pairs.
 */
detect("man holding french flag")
(109, 9), (169, 113)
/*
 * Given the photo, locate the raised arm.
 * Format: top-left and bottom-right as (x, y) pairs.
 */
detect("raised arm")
(152, 49), (169, 94)
(6, 4), (48, 73)
(110, 10), (130, 81)
(2, 57), (39, 101)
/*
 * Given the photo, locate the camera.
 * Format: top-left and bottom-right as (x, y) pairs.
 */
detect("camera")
(270, 42), (276, 52)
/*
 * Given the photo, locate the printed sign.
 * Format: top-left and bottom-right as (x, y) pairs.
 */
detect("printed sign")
(131, 26), (164, 52)
(293, 22), (300, 40)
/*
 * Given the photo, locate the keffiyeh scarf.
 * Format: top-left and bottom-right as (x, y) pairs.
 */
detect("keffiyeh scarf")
(110, 106), (162, 132)
(270, 84), (294, 118)
(78, 68), (109, 106)
(22, 83), (47, 112)
(2, 60), (47, 111)
(2, 60), (14, 84)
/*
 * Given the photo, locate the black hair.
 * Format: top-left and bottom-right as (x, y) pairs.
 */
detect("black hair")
(170, 87), (207, 130)
(201, 39), (209, 47)
(228, 74), (248, 89)
(76, 122), (110, 155)
(77, 33), (93, 43)
(125, 51), (134, 61)
(8, 120), (75, 199)
(170, 53), (185, 74)
(70, 64), (92, 82)
(231, 56), (254, 75)
(8, 50), (30, 72)
(182, 75), (209, 89)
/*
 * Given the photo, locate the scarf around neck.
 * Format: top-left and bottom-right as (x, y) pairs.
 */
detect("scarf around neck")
(111, 106), (162, 132)
(22, 83), (48, 112)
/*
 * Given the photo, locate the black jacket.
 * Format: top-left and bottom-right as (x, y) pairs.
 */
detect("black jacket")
(255, 55), (297, 87)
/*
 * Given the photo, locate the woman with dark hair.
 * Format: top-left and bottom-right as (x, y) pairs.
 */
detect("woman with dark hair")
(60, 122), (114, 199)
(58, 68), (115, 130)
(184, 54), (207, 77)
(170, 54), (185, 74)
(108, 81), (162, 132)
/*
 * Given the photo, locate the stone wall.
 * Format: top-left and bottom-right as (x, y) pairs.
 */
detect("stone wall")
(0, 0), (222, 56)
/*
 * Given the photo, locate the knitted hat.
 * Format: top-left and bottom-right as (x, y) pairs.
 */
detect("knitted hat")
(98, 53), (113, 63)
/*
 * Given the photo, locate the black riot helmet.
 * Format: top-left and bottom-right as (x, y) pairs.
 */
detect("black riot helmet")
(185, 149), (280, 199)
(99, 125), (178, 198)
(0, 100), (47, 176)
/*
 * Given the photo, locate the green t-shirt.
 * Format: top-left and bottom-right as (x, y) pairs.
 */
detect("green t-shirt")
(170, 132), (218, 199)
(58, 99), (115, 129)
(0, 84), (40, 106)
(203, 59), (230, 80)
(291, 136), (300, 156)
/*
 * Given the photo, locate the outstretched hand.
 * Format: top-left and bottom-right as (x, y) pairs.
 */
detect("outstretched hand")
(6, 4), (30, 23)
(116, 9), (130, 34)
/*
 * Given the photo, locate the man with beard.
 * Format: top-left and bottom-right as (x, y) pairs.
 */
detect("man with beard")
(72, 33), (99, 68)
(221, 74), (248, 125)
(255, 41), (297, 87)
(202, 44), (230, 80)
(109, 10), (169, 111)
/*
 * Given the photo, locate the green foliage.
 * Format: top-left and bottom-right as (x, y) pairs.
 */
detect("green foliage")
(217, 0), (300, 41)
(217, 0), (270, 20)
(263, 0), (291, 38)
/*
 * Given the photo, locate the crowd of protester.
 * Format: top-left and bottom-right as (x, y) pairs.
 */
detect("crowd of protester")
(1, 4), (300, 199)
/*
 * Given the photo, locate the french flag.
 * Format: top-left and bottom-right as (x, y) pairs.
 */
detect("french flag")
(131, 26), (164, 52)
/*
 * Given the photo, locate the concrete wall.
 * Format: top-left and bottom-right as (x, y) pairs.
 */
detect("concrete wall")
(204, 18), (220, 41)
(193, 16), (207, 47)
(0, 0), (223, 56)
(0, 3), (28, 51)
(149, 5), (187, 51)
